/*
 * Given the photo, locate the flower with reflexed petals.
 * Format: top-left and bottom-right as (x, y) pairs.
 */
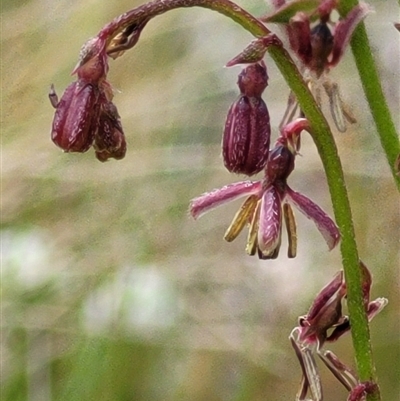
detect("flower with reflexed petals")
(262, 0), (371, 132)
(290, 261), (388, 401)
(190, 118), (340, 259)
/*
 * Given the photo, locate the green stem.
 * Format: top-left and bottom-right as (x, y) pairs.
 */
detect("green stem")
(100, 1), (381, 398)
(338, 1), (400, 192)
(270, 33), (382, 401)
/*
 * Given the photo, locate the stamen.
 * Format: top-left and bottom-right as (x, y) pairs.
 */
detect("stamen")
(224, 195), (258, 242)
(284, 203), (297, 258)
(246, 199), (261, 255)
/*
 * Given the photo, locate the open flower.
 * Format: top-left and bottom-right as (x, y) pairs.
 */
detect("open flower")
(263, 0), (371, 75)
(262, 0), (371, 132)
(190, 118), (340, 259)
(290, 261), (388, 400)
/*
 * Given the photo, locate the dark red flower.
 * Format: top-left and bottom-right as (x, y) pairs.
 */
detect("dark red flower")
(263, 0), (371, 132)
(290, 262), (388, 400)
(191, 118), (340, 259)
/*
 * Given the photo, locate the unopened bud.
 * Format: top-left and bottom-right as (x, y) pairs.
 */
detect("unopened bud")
(223, 95), (270, 175)
(50, 81), (100, 152)
(222, 63), (270, 176)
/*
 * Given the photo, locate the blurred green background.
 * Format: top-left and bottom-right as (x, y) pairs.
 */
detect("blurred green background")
(2, 0), (399, 400)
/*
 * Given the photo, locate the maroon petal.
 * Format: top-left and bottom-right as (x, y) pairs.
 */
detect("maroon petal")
(278, 117), (310, 152)
(329, 3), (371, 67)
(306, 271), (344, 322)
(318, 350), (358, 391)
(50, 82), (75, 135)
(51, 81), (100, 152)
(287, 12), (313, 67)
(300, 278), (346, 346)
(190, 181), (262, 220)
(257, 185), (282, 257)
(286, 187), (340, 250)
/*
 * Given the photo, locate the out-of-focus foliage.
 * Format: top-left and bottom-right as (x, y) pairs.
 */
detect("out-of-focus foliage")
(2, 1), (399, 400)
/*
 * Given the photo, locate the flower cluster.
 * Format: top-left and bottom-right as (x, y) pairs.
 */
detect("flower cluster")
(49, 17), (149, 162)
(290, 261), (387, 400)
(49, 36), (126, 162)
(48, 2), (391, 400)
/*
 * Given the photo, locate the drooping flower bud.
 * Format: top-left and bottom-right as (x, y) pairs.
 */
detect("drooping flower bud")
(222, 63), (270, 176)
(94, 101), (127, 162)
(50, 81), (100, 152)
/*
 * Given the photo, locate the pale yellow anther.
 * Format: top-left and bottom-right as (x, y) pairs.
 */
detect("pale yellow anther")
(245, 199), (261, 256)
(284, 203), (297, 258)
(224, 195), (258, 242)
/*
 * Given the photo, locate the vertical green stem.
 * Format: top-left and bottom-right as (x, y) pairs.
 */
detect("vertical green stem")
(269, 44), (381, 401)
(338, 0), (400, 191)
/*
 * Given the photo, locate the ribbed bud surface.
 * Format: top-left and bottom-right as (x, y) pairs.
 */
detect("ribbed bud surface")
(223, 63), (270, 176)
(223, 96), (270, 175)
(51, 81), (100, 152)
